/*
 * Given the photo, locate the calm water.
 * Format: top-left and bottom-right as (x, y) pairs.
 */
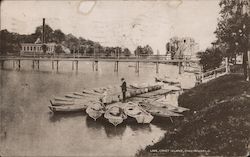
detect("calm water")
(0, 61), (195, 156)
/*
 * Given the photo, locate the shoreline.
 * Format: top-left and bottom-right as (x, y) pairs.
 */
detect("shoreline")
(136, 74), (250, 157)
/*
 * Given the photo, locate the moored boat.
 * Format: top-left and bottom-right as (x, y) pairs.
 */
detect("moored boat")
(124, 102), (153, 124)
(104, 104), (127, 126)
(86, 102), (105, 121)
(48, 104), (88, 112)
(138, 101), (183, 118)
(50, 100), (74, 106)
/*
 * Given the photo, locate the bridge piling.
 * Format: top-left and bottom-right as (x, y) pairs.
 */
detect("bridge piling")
(114, 61), (119, 72)
(52, 60), (54, 70)
(1, 61), (4, 69)
(72, 61), (74, 70)
(32, 60), (35, 69)
(76, 61), (78, 71)
(95, 61), (98, 71)
(37, 60), (40, 70)
(56, 60), (59, 71)
(178, 62), (182, 74)
(13, 60), (15, 68)
(18, 60), (21, 69)
(156, 62), (159, 73)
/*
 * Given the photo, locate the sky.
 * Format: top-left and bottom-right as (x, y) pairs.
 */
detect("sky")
(1, 0), (221, 54)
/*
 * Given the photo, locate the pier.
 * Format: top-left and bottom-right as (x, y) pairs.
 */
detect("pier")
(0, 55), (199, 74)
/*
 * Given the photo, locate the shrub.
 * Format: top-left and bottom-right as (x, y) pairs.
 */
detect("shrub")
(198, 47), (223, 72)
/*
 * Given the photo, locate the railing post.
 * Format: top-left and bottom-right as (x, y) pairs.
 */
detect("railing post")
(225, 57), (229, 73)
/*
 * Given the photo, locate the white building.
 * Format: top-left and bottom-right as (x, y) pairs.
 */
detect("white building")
(20, 38), (56, 55)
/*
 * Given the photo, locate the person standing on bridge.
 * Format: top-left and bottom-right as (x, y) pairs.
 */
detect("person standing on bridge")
(120, 78), (127, 103)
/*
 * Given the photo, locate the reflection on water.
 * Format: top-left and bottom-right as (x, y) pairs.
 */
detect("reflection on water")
(0, 61), (195, 156)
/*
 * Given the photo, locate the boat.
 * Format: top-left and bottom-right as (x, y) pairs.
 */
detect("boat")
(124, 102), (153, 124)
(138, 101), (183, 118)
(148, 100), (189, 113)
(65, 94), (85, 99)
(104, 104), (127, 126)
(48, 104), (89, 112)
(50, 97), (99, 106)
(50, 100), (74, 106)
(86, 102), (105, 121)
(155, 77), (180, 85)
(82, 89), (103, 96)
(54, 97), (73, 102)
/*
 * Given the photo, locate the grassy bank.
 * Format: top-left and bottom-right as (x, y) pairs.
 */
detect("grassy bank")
(137, 74), (250, 157)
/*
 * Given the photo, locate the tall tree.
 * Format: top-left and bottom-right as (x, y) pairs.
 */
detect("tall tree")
(52, 29), (65, 43)
(215, 0), (250, 80)
(34, 24), (54, 43)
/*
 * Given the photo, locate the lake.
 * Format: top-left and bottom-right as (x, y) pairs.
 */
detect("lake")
(0, 61), (196, 156)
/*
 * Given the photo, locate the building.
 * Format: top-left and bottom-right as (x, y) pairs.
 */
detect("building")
(20, 38), (56, 55)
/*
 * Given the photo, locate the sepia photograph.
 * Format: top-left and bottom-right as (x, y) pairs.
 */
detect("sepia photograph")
(0, 0), (250, 156)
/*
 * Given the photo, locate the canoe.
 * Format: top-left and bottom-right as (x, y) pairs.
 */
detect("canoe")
(82, 89), (103, 96)
(50, 97), (99, 106)
(65, 94), (85, 99)
(54, 97), (73, 102)
(155, 77), (180, 85)
(148, 101), (189, 113)
(50, 100), (74, 106)
(138, 102), (183, 118)
(48, 104), (88, 112)
(86, 102), (105, 121)
(104, 104), (127, 126)
(124, 102), (153, 124)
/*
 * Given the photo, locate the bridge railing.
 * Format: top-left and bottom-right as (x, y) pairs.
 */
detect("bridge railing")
(195, 59), (229, 84)
(0, 54), (195, 61)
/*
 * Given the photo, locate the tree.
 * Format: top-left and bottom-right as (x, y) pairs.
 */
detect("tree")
(0, 29), (21, 55)
(34, 24), (54, 43)
(41, 44), (48, 54)
(215, 0), (250, 80)
(52, 29), (65, 43)
(124, 48), (131, 56)
(198, 47), (223, 72)
(134, 45), (153, 56)
(55, 45), (63, 54)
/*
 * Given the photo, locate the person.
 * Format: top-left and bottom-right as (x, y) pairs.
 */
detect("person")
(120, 78), (127, 102)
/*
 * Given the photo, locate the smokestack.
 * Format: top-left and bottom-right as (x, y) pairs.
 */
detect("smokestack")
(42, 18), (45, 44)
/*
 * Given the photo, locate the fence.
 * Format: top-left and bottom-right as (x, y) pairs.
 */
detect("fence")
(195, 58), (229, 85)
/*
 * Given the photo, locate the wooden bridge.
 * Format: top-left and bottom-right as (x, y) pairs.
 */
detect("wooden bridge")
(0, 55), (199, 74)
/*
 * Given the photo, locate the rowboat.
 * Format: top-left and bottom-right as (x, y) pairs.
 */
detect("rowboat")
(48, 104), (88, 112)
(155, 77), (180, 85)
(54, 97), (73, 102)
(104, 104), (127, 126)
(152, 100), (189, 113)
(138, 101), (183, 118)
(124, 102), (153, 124)
(50, 100), (74, 106)
(65, 94), (85, 99)
(86, 102), (105, 121)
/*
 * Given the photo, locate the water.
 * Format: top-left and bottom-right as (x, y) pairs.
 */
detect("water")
(0, 61), (196, 156)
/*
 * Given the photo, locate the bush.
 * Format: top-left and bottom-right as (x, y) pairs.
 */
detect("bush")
(198, 47), (223, 72)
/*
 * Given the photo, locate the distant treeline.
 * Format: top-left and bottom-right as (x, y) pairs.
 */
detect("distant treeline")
(0, 24), (154, 56)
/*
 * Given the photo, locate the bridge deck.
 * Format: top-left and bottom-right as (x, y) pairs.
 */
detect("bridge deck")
(0, 57), (199, 63)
